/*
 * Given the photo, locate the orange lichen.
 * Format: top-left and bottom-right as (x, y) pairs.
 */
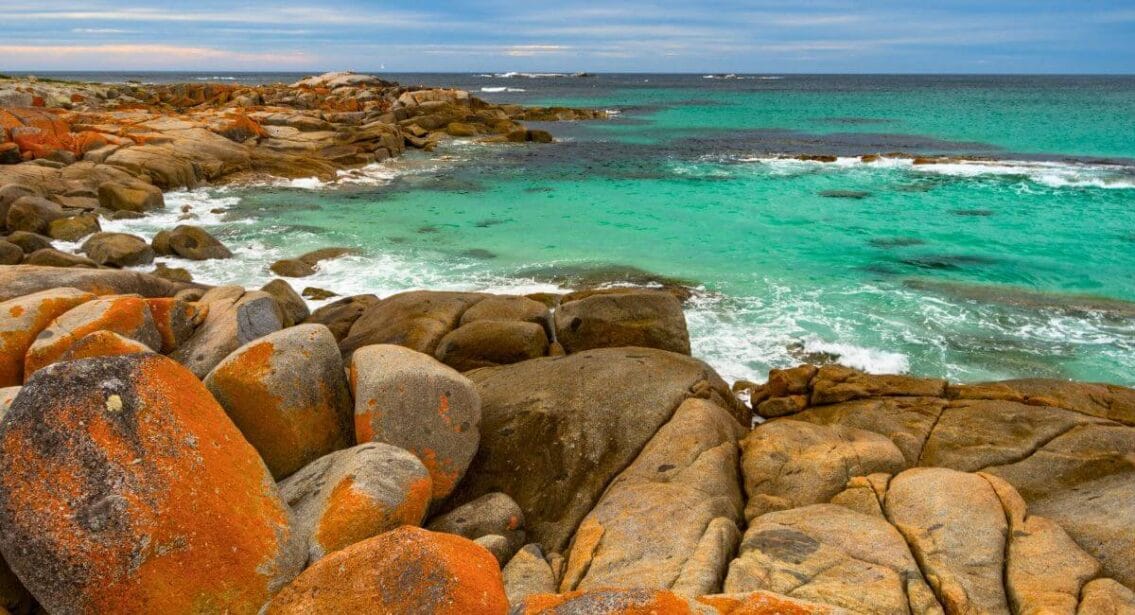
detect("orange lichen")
(266, 526), (507, 614)
(59, 331), (150, 363)
(312, 473), (431, 557)
(208, 340), (348, 479)
(416, 447), (461, 500)
(0, 355), (296, 613)
(22, 296), (151, 380)
(519, 589), (696, 615)
(0, 291), (94, 386)
(699, 593), (835, 615)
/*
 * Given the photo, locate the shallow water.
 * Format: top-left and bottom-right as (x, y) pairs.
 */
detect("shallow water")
(90, 74), (1135, 385)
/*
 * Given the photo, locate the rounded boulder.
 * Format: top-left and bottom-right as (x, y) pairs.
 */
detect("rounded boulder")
(0, 354), (304, 614)
(279, 443), (433, 563)
(81, 232), (155, 268)
(23, 295), (161, 380)
(350, 344), (481, 500)
(0, 287), (94, 386)
(204, 324), (354, 479)
(266, 526), (507, 615)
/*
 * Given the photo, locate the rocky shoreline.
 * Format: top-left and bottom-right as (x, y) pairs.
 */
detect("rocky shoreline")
(1, 74), (1133, 614)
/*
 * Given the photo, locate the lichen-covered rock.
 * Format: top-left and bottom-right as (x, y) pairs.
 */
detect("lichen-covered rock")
(265, 526), (508, 614)
(513, 588), (715, 614)
(57, 330), (153, 363)
(0, 354), (304, 614)
(279, 443), (432, 564)
(560, 398), (745, 596)
(450, 348), (747, 553)
(0, 287), (94, 386)
(350, 344), (481, 500)
(204, 324), (353, 479)
(554, 289), (690, 355)
(339, 290), (485, 356)
(22, 295), (161, 380)
(144, 297), (205, 353)
(171, 285), (283, 377)
(435, 320), (549, 371)
(80, 232), (155, 268)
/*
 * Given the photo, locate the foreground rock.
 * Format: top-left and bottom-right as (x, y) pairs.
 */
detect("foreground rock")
(350, 344), (481, 500)
(204, 324), (354, 479)
(449, 347), (747, 553)
(266, 526), (508, 614)
(279, 443), (432, 564)
(0, 287), (94, 386)
(560, 398), (745, 596)
(0, 354), (303, 613)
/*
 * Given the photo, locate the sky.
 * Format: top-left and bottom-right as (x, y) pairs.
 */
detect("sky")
(2, 1), (1134, 74)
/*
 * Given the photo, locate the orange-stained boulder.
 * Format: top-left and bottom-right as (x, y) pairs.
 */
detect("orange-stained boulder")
(145, 297), (206, 353)
(266, 526), (507, 614)
(349, 344), (481, 500)
(204, 324), (354, 479)
(22, 295), (161, 380)
(0, 287), (95, 386)
(0, 354), (304, 614)
(57, 330), (153, 364)
(279, 443), (432, 564)
(514, 588), (711, 614)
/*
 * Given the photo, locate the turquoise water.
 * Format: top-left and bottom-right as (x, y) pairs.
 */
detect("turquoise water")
(98, 74), (1135, 385)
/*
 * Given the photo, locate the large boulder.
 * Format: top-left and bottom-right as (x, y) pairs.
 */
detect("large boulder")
(96, 179), (164, 212)
(279, 443), (432, 564)
(3, 231), (52, 255)
(0, 287), (94, 386)
(560, 398), (745, 596)
(449, 347), (748, 553)
(302, 293), (378, 341)
(56, 330), (154, 363)
(153, 224), (232, 260)
(5, 196), (66, 234)
(171, 285), (284, 377)
(22, 295), (162, 379)
(434, 320), (549, 371)
(724, 504), (939, 613)
(23, 248), (99, 268)
(81, 232), (155, 268)
(554, 289), (690, 355)
(204, 324), (354, 479)
(261, 279), (309, 327)
(46, 213), (100, 241)
(0, 265), (194, 303)
(265, 526), (508, 614)
(349, 344), (481, 500)
(339, 290), (484, 356)
(0, 354), (303, 613)
(739, 419), (906, 521)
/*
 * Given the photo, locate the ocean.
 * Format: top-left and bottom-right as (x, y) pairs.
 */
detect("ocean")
(35, 72), (1135, 385)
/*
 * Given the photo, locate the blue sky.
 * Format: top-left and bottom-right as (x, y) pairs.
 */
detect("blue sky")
(2, 1), (1133, 73)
